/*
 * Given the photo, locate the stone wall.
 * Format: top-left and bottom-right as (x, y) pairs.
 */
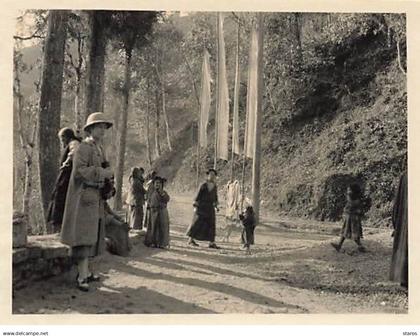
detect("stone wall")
(13, 235), (73, 290)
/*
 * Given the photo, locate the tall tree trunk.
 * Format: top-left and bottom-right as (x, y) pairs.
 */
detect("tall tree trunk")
(114, 49), (132, 210)
(38, 10), (68, 219)
(154, 64), (172, 151)
(154, 85), (161, 158)
(145, 81), (152, 167)
(74, 35), (85, 136)
(294, 13), (303, 65)
(111, 102), (121, 165)
(85, 11), (107, 118)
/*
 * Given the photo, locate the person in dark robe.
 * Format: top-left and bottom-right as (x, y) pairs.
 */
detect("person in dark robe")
(390, 171), (408, 289)
(331, 183), (367, 253)
(144, 176), (170, 248)
(240, 205), (256, 254)
(186, 168), (220, 249)
(126, 167), (146, 230)
(143, 170), (157, 230)
(47, 127), (81, 233)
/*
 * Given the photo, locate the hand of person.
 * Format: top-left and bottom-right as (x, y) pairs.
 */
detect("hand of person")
(103, 167), (114, 179)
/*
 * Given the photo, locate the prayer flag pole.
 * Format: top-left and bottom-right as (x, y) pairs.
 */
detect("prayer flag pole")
(230, 19), (241, 182)
(214, 12), (220, 170)
(251, 13), (264, 225)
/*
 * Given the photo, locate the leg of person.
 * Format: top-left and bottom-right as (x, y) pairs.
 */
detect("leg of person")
(76, 257), (89, 291)
(331, 237), (345, 252)
(139, 204), (144, 230)
(208, 241), (220, 249)
(246, 244), (251, 255)
(355, 238), (366, 252)
(188, 237), (199, 246)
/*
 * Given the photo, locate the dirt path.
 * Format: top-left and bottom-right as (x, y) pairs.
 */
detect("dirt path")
(13, 195), (408, 314)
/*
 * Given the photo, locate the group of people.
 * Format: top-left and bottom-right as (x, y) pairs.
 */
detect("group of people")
(46, 111), (407, 293)
(125, 167), (171, 249)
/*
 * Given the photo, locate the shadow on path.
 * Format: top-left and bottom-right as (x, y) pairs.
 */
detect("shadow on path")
(112, 259), (307, 313)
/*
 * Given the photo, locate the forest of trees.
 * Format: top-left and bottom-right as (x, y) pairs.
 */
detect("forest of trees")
(13, 11), (407, 234)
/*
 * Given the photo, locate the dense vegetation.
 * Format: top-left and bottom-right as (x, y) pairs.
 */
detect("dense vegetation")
(13, 12), (406, 233)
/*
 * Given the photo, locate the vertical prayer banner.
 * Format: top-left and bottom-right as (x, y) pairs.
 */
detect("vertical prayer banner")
(216, 12), (230, 160)
(232, 23), (241, 155)
(245, 24), (259, 159)
(199, 49), (212, 148)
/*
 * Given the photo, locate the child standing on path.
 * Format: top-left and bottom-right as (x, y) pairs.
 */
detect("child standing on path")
(239, 205), (256, 254)
(331, 183), (367, 253)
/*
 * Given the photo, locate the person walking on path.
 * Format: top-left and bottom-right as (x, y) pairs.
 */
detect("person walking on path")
(47, 127), (81, 233)
(144, 176), (170, 248)
(126, 167), (146, 230)
(390, 171), (408, 289)
(60, 112), (114, 292)
(186, 168), (220, 249)
(331, 183), (367, 253)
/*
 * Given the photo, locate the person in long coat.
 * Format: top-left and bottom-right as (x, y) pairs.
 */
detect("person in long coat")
(186, 168), (220, 249)
(144, 176), (170, 248)
(390, 171), (408, 288)
(60, 112), (114, 292)
(126, 167), (146, 230)
(331, 183), (367, 253)
(47, 127), (81, 233)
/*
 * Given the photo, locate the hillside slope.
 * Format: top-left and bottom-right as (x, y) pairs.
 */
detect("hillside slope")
(163, 21), (407, 225)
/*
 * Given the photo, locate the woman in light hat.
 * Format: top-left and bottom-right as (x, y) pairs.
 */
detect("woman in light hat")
(186, 168), (220, 249)
(61, 112), (113, 292)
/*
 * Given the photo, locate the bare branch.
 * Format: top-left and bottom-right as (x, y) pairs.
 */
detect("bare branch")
(13, 33), (44, 41)
(396, 40), (406, 75)
(230, 12), (251, 33)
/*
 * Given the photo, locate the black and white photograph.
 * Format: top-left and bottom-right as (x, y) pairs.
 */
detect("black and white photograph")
(10, 7), (409, 317)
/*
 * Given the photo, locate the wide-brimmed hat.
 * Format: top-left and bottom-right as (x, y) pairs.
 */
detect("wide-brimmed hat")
(83, 112), (113, 131)
(206, 168), (217, 176)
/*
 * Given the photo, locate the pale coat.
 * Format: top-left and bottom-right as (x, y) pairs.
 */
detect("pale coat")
(60, 137), (109, 252)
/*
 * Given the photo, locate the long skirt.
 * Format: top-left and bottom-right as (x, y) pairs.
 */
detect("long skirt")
(340, 213), (363, 241)
(47, 168), (71, 233)
(390, 222), (408, 286)
(128, 204), (144, 230)
(144, 208), (170, 248)
(241, 225), (255, 246)
(186, 205), (216, 242)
